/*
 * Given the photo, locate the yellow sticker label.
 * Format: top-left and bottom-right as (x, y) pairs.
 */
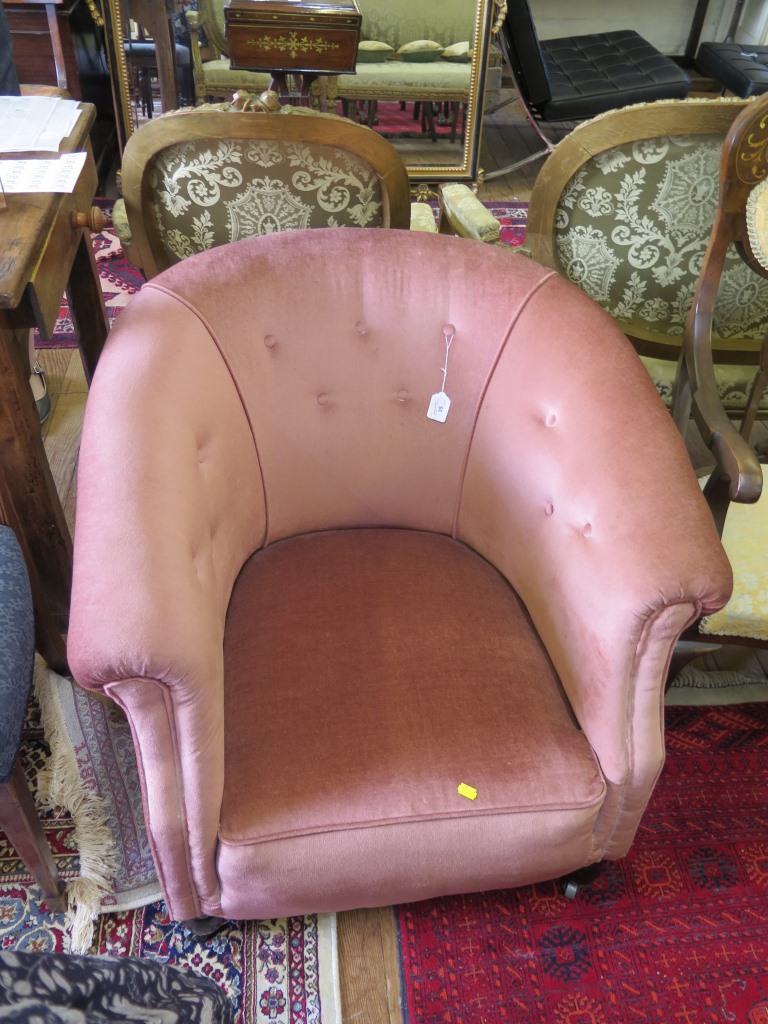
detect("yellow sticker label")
(457, 782), (478, 800)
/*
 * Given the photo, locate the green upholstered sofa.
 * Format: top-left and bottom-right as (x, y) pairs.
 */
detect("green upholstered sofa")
(336, 0), (476, 108)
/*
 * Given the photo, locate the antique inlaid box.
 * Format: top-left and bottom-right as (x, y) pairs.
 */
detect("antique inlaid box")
(224, 0), (362, 75)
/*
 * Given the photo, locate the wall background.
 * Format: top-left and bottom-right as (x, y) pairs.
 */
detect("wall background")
(529, 0), (740, 56)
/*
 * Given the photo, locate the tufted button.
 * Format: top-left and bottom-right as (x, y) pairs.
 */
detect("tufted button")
(545, 413), (557, 427)
(396, 389), (410, 403)
(545, 502), (554, 517)
(264, 334), (277, 349)
(354, 321), (368, 336)
(316, 392), (330, 406)
(582, 522), (592, 538)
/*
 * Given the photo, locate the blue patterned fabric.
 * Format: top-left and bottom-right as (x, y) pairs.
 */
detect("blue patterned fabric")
(0, 951), (235, 1022)
(0, 526), (34, 783)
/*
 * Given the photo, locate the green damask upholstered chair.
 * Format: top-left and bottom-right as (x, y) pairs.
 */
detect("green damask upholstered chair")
(526, 97), (768, 419)
(186, 0), (271, 103)
(116, 98), (500, 278)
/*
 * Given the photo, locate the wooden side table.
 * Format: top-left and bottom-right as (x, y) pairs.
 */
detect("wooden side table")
(0, 101), (108, 658)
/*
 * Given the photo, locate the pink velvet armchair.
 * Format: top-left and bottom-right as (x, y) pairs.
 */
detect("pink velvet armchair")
(67, 229), (731, 931)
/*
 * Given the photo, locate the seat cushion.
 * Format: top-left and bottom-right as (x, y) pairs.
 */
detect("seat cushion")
(198, 59), (271, 97)
(217, 529), (605, 919)
(696, 42), (768, 98)
(541, 31), (689, 120)
(699, 478), (768, 641)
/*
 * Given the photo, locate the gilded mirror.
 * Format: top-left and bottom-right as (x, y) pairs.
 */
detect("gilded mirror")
(100, 0), (499, 183)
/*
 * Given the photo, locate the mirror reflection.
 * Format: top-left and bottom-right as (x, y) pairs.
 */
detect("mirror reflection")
(102, 0), (497, 182)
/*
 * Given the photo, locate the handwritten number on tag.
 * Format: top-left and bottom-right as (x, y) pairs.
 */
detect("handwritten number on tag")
(427, 391), (451, 423)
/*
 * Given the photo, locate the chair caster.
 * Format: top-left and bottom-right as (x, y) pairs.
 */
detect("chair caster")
(182, 915), (228, 938)
(563, 878), (580, 900)
(562, 862), (604, 900)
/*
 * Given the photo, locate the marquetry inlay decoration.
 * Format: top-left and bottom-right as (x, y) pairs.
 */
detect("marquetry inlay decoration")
(736, 111), (768, 185)
(246, 32), (341, 60)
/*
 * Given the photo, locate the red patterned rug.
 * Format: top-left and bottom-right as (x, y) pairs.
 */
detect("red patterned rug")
(397, 702), (768, 1023)
(347, 101), (462, 139)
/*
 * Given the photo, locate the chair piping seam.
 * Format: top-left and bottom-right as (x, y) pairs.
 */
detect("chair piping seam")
(452, 269), (559, 539)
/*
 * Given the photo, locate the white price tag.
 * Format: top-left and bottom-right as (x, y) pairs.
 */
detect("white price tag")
(427, 391), (451, 423)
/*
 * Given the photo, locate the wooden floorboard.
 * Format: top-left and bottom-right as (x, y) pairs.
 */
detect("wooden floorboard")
(338, 908), (404, 1024)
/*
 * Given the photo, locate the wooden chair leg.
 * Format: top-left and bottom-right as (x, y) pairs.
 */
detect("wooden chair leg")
(0, 762), (66, 912)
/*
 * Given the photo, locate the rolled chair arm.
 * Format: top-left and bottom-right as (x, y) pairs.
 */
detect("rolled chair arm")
(409, 202), (438, 233)
(438, 183), (501, 244)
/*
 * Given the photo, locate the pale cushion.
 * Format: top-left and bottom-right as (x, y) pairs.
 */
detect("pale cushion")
(699, 476), (768, 641)
(398, 39), (443, 62)
(442, 41), (471, 62)
(357, 39), (393, 62)
(198, 59), (271, 95)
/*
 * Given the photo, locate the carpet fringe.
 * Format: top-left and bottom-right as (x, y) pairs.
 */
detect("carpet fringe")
(33, 659), (118, 954)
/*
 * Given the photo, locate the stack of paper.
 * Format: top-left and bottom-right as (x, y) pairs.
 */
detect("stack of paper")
(0, 95), (81, 154)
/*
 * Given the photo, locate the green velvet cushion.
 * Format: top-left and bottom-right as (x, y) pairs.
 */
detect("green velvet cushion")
(358, 40), (394, 62)
(398, 39), (443, 62)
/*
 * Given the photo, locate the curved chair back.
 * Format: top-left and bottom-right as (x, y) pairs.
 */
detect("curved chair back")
(121, 106), (412, 277)
(526, 97), (768, 414)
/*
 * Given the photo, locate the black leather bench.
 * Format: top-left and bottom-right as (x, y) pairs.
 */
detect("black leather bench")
(696, 41), (768, 97)
(487, 0), (690, 181)
(536, 31), (690, 119)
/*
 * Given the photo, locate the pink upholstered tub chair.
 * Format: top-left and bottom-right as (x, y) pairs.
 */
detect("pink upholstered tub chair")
(67, 229), (731, 932)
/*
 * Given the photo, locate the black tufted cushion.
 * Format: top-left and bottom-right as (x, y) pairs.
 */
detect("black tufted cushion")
(696, 41), (768, 98)
(0, 526), (35, 785)
(539, 31), (690, 120)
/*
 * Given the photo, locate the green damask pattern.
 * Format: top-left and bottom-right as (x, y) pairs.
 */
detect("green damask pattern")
(553, 133), (768, 411)
(150, 137), (384, 263)
(355, 0), (473, 51)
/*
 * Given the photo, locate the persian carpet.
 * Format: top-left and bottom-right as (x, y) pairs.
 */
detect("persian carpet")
(35, 210), (144, 349)
(397, 702), (768, 1024)
(1, 662), (340, 1023)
